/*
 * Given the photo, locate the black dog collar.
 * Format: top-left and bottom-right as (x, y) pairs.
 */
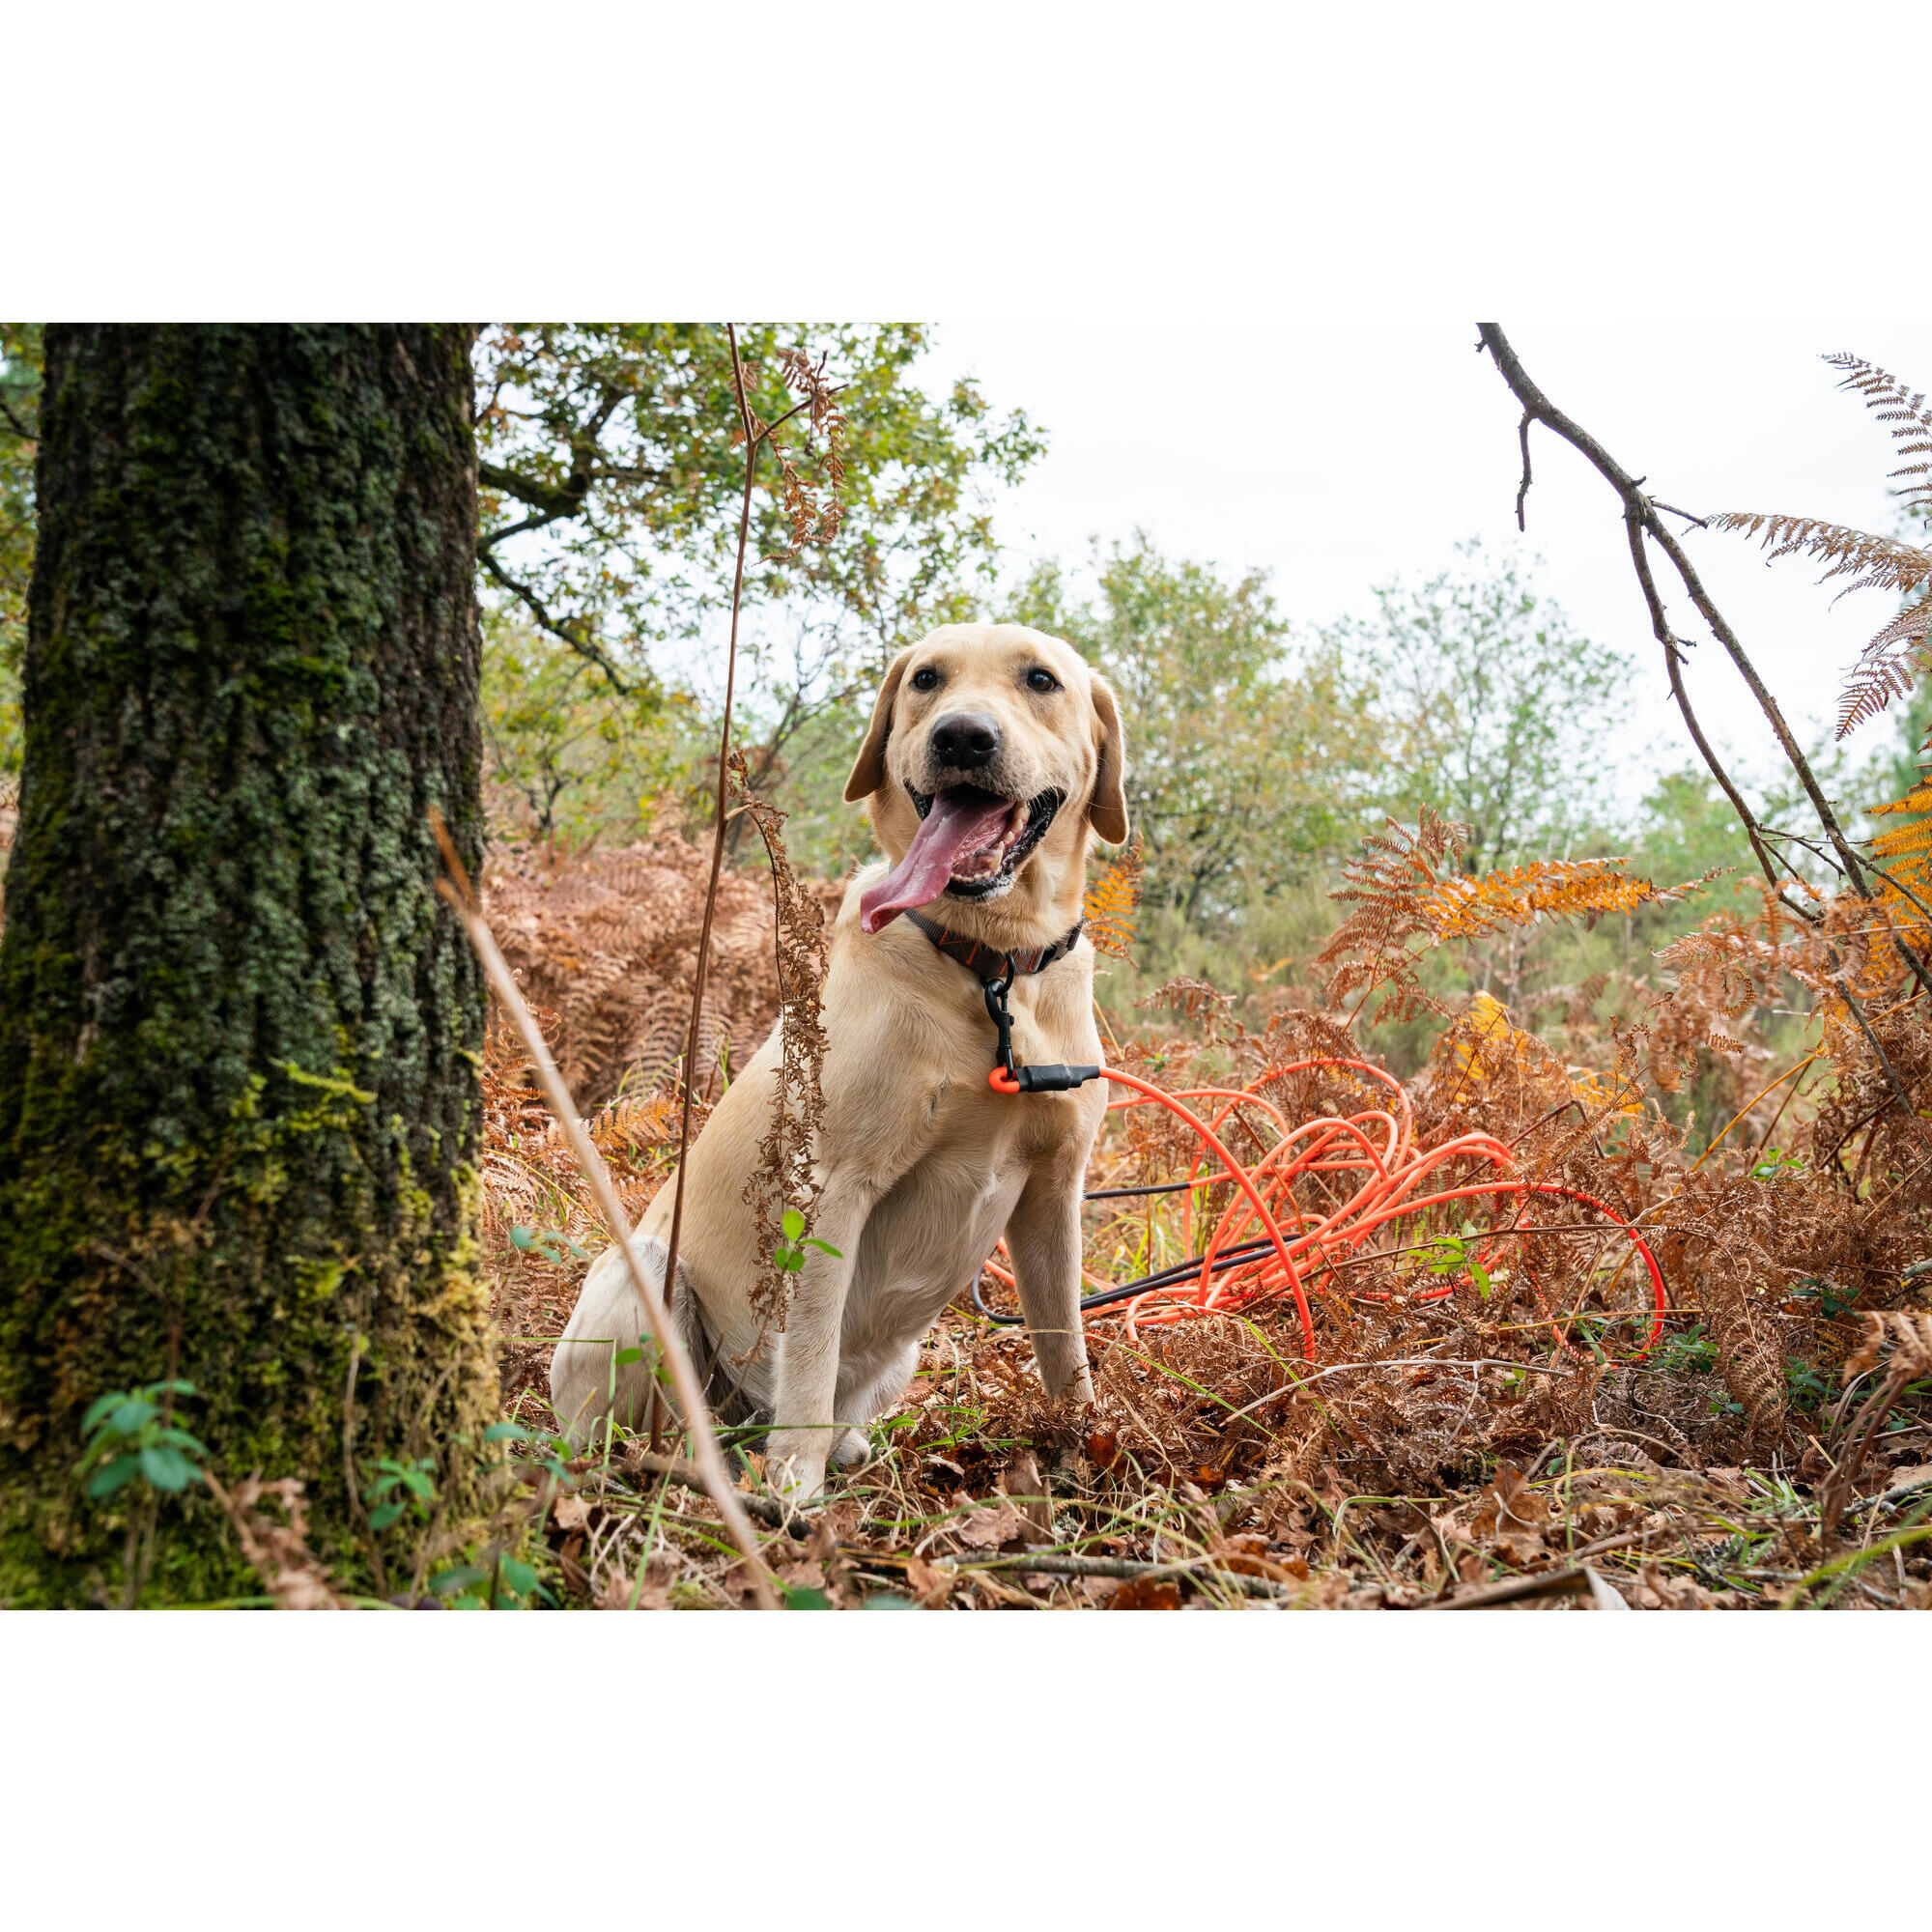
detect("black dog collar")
(900, 909), (1085, 984)
(898, 910), (1101, 1095)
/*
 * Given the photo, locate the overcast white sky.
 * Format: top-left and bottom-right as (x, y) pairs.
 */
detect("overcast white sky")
(918, 321), (1932, 816)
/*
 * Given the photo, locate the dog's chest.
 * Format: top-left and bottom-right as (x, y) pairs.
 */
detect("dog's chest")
(842, 1094), (1040, 1339)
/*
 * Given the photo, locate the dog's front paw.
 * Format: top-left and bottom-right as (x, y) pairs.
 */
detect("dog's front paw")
(830, 1427), (873, 1471)
(765, 1448), (829, 1513)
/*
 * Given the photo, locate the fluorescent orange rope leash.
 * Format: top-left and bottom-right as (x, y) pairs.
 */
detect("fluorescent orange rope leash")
(984, 1051), (1667, 1365)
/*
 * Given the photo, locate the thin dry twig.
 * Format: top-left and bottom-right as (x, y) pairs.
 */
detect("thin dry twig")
(431, 810), (780, 1608)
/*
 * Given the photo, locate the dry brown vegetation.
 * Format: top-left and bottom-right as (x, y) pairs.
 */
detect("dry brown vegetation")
(471, 788), (1932, 1611)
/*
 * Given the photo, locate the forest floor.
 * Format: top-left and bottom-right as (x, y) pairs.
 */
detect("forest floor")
(492, 1290), (1932, 1612)
(473, 827), (1932, 1611)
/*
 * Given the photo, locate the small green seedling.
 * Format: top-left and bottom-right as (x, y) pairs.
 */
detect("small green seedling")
(1785, 1357), (1833, 1411)
(1658, 1324), (1718, 1376)
(1749, 1147), (1806, 1183)
(77, 1381), (206, 1498)
(1423, 1224), (1504, 1299)
(1788, 1276), (1860, 1321)
(773, 1208), (842, 1274)
(429, 1553), (554, 1610)
(364, 1455), (437, 1530)
(483, 1419), (573, 1482)
(510, 1223), (588, 1265)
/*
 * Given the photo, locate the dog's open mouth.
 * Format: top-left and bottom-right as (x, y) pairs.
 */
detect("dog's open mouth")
(858, 784), (1062, 932)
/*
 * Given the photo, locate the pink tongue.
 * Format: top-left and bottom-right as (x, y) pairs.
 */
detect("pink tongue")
(860, 792), (1014, 933)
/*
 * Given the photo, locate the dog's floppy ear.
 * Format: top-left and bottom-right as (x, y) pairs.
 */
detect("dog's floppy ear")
(843, 648), (913, 803)
(1087, 671), (1129, 844)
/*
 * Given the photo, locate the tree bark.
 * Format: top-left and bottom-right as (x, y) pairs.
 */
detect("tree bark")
(0, 326), (496, 1605)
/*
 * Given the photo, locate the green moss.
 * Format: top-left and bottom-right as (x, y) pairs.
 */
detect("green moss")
(0, 327), (497, 1606)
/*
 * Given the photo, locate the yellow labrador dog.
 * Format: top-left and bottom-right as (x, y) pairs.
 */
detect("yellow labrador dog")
(551, 623), (1127, 1502)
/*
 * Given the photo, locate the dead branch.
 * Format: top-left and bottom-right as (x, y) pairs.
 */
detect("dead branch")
(660, 323), (760, 1448)
(431, 810), (781, 1609)
(1477, 323), (1932, 1037)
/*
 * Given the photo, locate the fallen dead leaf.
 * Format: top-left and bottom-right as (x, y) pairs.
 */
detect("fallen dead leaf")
(905, 1553), (954, 1607)
(1106, 1576), (1181, 1609)
(1001, 1453), (1053, 1537)
(956, 1500), (1024, 1549)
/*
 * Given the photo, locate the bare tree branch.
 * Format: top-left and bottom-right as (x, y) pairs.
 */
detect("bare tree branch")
(660, 324), (762, 1449)
(475, 548), (641, 697)
(1476, 323), (1932, 1010)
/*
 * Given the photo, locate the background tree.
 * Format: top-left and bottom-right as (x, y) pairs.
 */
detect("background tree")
(473, 325), (1042, 833)
(0, 326), (497, 1605)
(1329, 540), (1631, 875)
(480, 612), (696, 841)
(1009, 535), (1381, 926)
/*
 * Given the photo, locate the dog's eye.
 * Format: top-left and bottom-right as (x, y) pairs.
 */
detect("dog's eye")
(910, 667), (941, 692)
(1025, 668), (1060, 694)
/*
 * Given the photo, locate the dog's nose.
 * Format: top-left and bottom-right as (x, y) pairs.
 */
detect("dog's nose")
(929, 712), (1002, 770)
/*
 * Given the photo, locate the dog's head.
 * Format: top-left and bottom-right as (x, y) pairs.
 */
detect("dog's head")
(843, 623), (1128, 941)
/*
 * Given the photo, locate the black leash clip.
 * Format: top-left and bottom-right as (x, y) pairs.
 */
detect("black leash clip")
(984, 966), (1102, 1095)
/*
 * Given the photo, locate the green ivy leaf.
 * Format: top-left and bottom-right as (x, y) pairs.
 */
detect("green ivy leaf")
(81, 1391), (128, 1437)
(86, 1454), (141, 1498)
(368, 1500), (406, 1531)
(499, 1557), (539, 1598)
(139, 1446), (196, 1492)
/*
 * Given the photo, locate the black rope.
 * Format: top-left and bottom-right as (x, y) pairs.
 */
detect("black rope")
(1081, 1179), (1206, 1202)
(969, 1236), (1279, 1326)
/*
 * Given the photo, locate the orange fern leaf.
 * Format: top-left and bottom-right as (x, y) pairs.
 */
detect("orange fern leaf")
(1416, 857), (1675, 941)
(1084, 834), (1143, 964)
(1867, 772), (1932, 923)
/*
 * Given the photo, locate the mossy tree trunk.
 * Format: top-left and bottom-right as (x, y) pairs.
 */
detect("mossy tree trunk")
(0, 326), (496, 1605)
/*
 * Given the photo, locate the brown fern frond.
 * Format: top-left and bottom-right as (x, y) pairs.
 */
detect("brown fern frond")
(1137, 976), (1233, 1027)
(1083, 833), (1142, 964)
(1707, 513), (1932, 737)
(1316, 819), (1690, 1024)
(1824, 352), (1932, 515)
(763, 347), (850, 555)
(1838, 600), (1932, 738)
(1703, 514), (1932, 602)
(486, 824), (782, 1112)
(728, 750), (831, 1330)
(1314, 811), (1467, 1021)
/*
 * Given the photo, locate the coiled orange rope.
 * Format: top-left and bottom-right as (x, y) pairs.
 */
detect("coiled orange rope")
(982, 1058), (1666, 1365)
